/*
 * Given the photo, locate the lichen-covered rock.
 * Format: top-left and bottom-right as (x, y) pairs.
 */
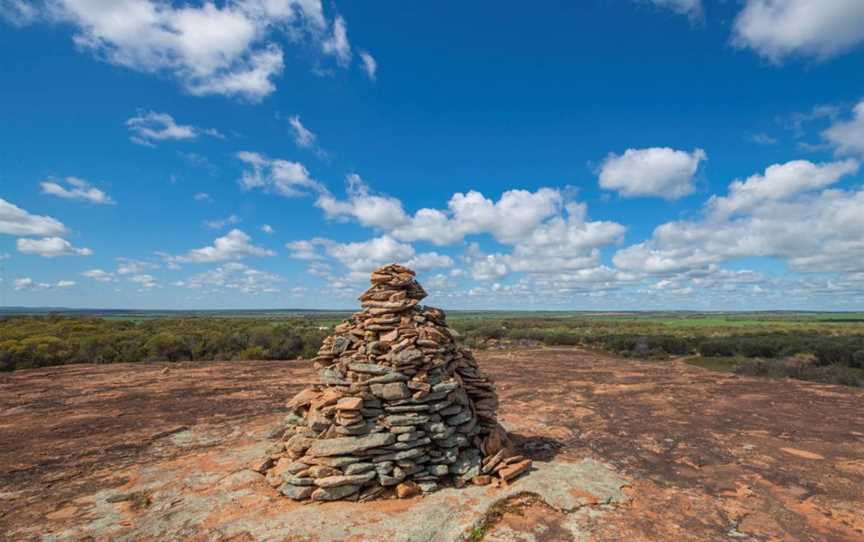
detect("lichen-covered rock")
(261, 264), (529, 501)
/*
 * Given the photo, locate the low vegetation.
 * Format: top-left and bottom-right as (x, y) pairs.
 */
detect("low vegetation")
(2, 312), (863, 387)
(0, 315), (328, 371)
(451, 314), (864, 387)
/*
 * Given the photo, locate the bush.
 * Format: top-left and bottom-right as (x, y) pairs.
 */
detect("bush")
(734, 359), (863, 387)
(237, 346), (268, 360)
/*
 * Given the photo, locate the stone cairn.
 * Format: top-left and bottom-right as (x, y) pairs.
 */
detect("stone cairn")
(258, 264), (532, 502)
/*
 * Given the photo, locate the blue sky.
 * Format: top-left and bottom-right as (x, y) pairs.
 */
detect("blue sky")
(1, 0), (863, 310)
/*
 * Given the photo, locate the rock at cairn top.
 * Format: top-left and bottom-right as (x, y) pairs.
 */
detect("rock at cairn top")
(259, 263), (531, 502)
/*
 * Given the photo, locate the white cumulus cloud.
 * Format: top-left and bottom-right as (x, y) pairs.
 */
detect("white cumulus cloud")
(17, 237), (92, 258)
(598, 147), (707, 199)
(204, 214), (242, 230)
(733, 0), (864, 62)
(82, 269), (115, 282)
(174, 229), (275, 263)
(288, 115), (316, 148)
(127, 110), (223, 147)
(644, 0), (702, 20)
(40, 177), (115, 204)
(236, 151), (324, 196)
(174, 262), (281, 294)
(360, 50), (377, 81)
(322, 15), (351, 66)
(14, 277), (51, 291)
(613, 159), (864, 275)
(9, 0), (351, 101)
(0, 198), (67, 236)
(823, 99), (864, 157)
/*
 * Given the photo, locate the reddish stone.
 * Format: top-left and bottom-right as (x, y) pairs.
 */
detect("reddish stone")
(395, 481), (421, 499)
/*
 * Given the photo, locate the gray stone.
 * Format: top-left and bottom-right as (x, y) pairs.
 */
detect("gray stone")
(419, 482), (439, 493)
(282, 476), (316, 486)
(427, 400), (452, 413)
(306, 433), (395, 457)
(429, 464), (449, 476)
(315, 471), (376, 488)
(321, 367), (349, 386)
(332, 336), (351, 355)
(364, 372), (409, 384)
(347, 363), (390, 375)
(437, 405), (462, 417)
(279, 483), (315, 500)
(445, 410), (473, 427)
(374, 461), (394, 474)
(344, 462), (375, 475)
(335, 422), (372, 436)
(384, 404), (430, 413)
(389, 437), (431, 450)
(396, 431), (425, 442)
(311, 484), (360, 501)
(432, 382), (459, 393)
(304, 455), (362, 468)
(416, 391), (449, 403)
(432, 433), (465, 448)
(449, 448), (481, 476)
(385, 414), (430, 426)
(378, 473), (405, 486)
(370, 382), (410, 400)
(394, 347), (423, 363)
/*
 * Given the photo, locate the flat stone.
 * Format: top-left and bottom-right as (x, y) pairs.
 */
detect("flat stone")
(472, 475), (492, 486)
(385, 414), (431, 426)
(344, 462), (375, 475)
(384, 404), (430, 413)
(418, 481), (439, 493)
(364, 372), (410, 384)
(335, 422), (372, 436)
(378, 472), (405, 486)
(445, 410), (473, 426)
(427, 400), (452, 413)
(348, 363), (390, 375)
(314, 471), (376, 488)
(450, 448), (482, 476)
(306, 465), (340, 478)
(499, 459), (533, 481)
(370, 382), (410, 401)
(374, 461), (394, 474)
(437, 405), (462, 417)
(429, 464), (450, 476)
(279, 483), (315, 500)
(394, 348), (423, 364)
(396, 431), (425, 442)
(249, 457), (273, 474)
(282, 476), (316, 486)
(336, 397), (363, 411)
(432, 382), (459, 393)
(311, 484), (361, 501)
(389, 437), (431, 450)
(303, 455), (362, 468)
(306, 432), (395, 457)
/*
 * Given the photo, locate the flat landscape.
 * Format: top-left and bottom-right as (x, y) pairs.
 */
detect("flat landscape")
(2, 346), (863, 541)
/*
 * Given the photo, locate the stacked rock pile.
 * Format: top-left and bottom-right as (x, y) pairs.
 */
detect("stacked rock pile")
(258, 264), (532, 502)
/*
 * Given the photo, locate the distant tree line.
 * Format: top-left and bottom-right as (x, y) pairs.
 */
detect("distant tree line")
(3, 315), (863, 387)
(454, 318), (864, 387)
(0, 316), (329, 371)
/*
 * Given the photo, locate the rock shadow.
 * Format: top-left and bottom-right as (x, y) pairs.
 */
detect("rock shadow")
(509, 433), (565, 461)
